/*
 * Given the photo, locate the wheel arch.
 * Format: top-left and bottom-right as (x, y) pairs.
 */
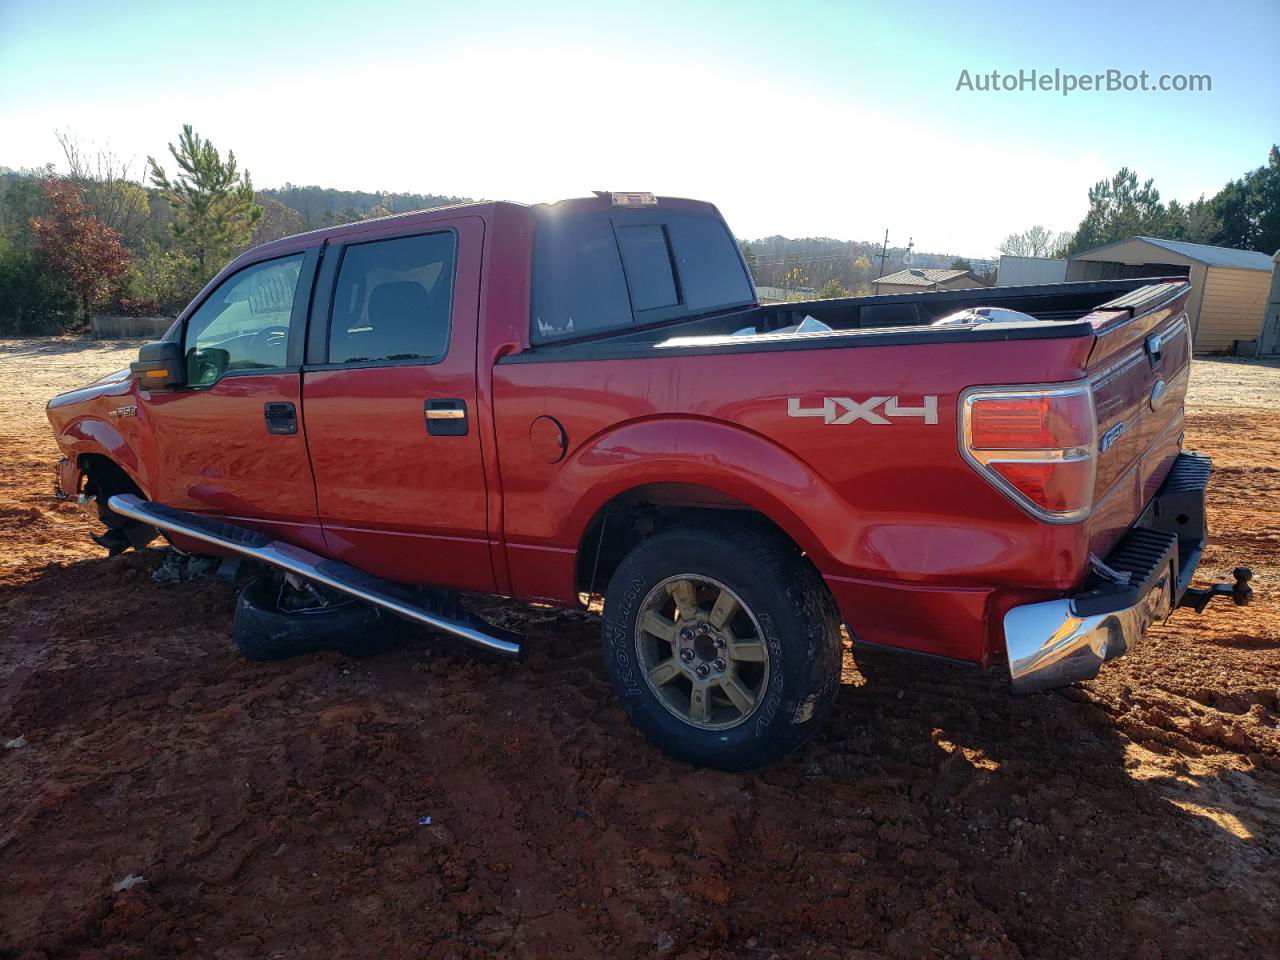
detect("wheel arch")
(56, 418), (152, 499)
(557, 418), (855, 597)
(77, 451), (148, 503)
(574, 482), (813, 597)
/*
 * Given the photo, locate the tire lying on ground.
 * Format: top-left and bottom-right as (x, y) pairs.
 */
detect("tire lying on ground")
(233, 575), (389, 661)
(601, 523), (843, 771)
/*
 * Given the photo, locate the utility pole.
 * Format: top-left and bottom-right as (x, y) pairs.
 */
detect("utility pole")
(876, 229), (889, 279)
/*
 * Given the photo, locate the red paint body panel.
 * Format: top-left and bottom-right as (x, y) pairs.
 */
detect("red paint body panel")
(302, 217), (493, 592)
(48, 375), (147, 488)
(141, 374), (317, 523)
(823, 576), (994, 663)
(44, 195), (1196, 670)
(1084, 304), (1192, 559)
(492, 336), (1097, 605)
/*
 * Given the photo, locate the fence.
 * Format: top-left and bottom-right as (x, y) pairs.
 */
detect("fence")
(90, 316), (175, 339)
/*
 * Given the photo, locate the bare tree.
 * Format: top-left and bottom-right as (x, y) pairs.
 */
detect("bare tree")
(56, 129), (151, 246)
(998, 224), (1071, 258)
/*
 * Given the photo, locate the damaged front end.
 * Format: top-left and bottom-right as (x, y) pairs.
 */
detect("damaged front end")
(55, 454), (158, 557)
(52, 457), (80, 502)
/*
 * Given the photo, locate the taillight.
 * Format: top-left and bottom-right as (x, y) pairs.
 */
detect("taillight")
(960, 383), (1096, 522)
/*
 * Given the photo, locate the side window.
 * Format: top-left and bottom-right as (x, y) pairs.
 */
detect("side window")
(328, 231), (456, 365)
(531, 215), (631, 340)
(616, 224), (679, 311)
(183, 254), (303, 386)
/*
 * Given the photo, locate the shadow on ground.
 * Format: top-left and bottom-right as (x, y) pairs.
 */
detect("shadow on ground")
(1, 548), (1276, 960)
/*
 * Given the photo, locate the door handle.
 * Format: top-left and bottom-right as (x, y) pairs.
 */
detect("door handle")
(425, 398), (468, 436)
(264, 401), (298, 435)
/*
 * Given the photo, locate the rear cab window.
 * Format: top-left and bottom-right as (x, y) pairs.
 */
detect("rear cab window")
(616, 224), (679, 311)
(531, 201), (754, 343)
(531, 216), (631, 340)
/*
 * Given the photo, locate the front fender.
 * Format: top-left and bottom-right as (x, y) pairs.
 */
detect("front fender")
(53, 417), (151, 498)
(47, 374), (154, 497)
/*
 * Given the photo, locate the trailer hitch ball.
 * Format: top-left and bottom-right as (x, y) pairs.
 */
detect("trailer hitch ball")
(1179, 566), (1253, 614)
(1232, 567), (1253, 606)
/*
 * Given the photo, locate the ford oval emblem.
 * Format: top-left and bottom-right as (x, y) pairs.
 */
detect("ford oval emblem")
(1150, 379), (1168, 411)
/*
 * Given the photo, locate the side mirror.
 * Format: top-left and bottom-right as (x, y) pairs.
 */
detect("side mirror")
(130, 340), (185, 390)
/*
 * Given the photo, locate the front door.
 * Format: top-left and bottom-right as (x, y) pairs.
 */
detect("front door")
(140, 249), (324, 550)
(301, 217), (494, 593)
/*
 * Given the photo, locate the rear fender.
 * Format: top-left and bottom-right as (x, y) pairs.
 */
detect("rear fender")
(557, 417), (854, 570)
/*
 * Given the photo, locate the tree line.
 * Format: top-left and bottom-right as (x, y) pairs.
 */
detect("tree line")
(3, 128), (1277, 333)
(999, 146), (1280, 260)
(0, 126), (470, 334)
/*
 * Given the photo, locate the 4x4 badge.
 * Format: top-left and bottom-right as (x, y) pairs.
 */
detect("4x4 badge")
(787, 396), (938, 425)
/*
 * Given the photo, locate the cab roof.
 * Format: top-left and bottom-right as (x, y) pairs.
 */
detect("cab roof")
(237, 194), (724, 265)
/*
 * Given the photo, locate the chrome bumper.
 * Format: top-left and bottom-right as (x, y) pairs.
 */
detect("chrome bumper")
(1004, 565), (1173, 694)
(1003, 451), (1210, 694)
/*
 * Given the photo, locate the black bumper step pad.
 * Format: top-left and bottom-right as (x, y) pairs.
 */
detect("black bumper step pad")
(1073, 527), (1178, 617)
(1160, 450), (1211, 495)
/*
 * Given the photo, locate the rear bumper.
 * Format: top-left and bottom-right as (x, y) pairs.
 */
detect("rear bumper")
(1003, 451), (1210, 694)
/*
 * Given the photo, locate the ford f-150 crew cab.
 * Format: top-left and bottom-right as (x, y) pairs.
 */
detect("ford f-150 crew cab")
(46, 192), (1251, 769)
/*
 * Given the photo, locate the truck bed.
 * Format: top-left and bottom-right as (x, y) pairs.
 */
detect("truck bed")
(500, 277), (1182, 363)
(493, 275), (1193, 668)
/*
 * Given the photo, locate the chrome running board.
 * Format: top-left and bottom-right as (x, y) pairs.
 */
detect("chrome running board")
(108, 495), (522, 657)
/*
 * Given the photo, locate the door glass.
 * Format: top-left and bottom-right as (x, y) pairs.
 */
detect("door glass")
(183, 254), (304, 385)
(329, 231), (457, 364)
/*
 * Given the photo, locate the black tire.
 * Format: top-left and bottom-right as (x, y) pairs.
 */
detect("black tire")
(233, 575), (388, 661)
(601, 523), (843, 771)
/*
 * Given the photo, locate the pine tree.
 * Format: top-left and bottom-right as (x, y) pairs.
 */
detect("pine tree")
(1210, 145), (1280, 253)
(148, 125), (262, 283)
(1064, 168), (1167, 255)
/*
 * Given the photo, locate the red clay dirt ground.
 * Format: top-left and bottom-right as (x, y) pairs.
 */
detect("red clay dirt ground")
(1, 339), (1277, 960)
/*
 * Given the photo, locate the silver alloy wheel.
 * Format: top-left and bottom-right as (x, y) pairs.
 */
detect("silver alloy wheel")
(634, 574), (770, 731)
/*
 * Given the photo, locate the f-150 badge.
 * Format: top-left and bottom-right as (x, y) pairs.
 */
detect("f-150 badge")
(787, 396), (938, 425)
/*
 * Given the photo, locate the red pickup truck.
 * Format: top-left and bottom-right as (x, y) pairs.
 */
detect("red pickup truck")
(47, 192), (1249, 769)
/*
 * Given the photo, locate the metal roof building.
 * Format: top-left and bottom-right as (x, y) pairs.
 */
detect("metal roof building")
(871, 268), (987, 296)
(996, 255), (1068, 286)
(1262, 250), (1280, 355)
(1067, 236), (1274, 352)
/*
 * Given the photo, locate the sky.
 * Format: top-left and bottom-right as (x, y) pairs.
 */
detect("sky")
(1, 0), (1277, 256)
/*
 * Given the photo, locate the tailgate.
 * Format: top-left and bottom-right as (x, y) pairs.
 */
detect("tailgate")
(1084, 281), (1193, 556)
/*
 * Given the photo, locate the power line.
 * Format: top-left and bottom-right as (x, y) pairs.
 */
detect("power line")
(748, 251), (891, 267)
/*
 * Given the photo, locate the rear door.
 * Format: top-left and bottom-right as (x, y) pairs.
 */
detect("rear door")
(1085, 282), (1193, 556)
(301, 216), (494, 592)
(141, 248), (325, 549)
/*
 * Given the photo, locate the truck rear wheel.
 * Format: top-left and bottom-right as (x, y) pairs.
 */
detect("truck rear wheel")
(600, 523), (842, 770)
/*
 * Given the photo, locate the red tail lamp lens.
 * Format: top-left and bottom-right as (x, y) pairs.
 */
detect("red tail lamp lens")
(989, 460), (1095, 514)
(962, 385), (1097, 520)
(969, 392), (1093, 451)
